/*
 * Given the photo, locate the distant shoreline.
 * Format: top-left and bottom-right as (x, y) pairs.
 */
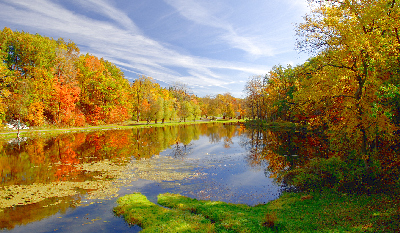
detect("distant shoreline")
(0, 118), (245, 140)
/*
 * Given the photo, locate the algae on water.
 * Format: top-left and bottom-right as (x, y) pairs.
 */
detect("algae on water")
(0, 155), (198, 210)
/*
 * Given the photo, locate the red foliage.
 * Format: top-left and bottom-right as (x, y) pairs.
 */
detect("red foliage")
(51, 76), (81, 126)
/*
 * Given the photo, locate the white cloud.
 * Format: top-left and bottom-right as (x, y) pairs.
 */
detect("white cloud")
(0, 0), (285, 96)
(72, 0), (139, 31)
(164, 0), (226, 28)
(163, 0), (276, 58)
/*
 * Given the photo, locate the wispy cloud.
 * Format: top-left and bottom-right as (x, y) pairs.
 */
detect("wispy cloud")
(73, 0), (139, 31)
(163, 0), (276, 58)
(1, 0), (308, 96)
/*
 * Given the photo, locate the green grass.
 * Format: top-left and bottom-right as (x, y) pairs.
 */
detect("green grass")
(0, 118), (245, 140)
(113, 193), (215, 232)
(274, 189), (400, 232)
(114, 190), (400, 232)
(157, 193), (283, 232)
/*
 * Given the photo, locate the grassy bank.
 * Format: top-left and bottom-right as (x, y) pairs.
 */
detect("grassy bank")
(114, 189), (400, 232)
(0, 118), (245, 140)
(273, 189), (400, 232)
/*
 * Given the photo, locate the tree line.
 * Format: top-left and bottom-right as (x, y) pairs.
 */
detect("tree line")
(244, 0), (400, 183)
(0, 27), (245, 127)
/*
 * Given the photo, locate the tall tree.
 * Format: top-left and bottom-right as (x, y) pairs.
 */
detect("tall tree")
(131, 76), (157, 122)
(296, 0), (400, 165)
(0, 27), (58, 126)
(179, 101), (193, 122)
(191, 98), (201, 121)
(50, 39), (82, 126)
(264, 65), (297, 122)
(244, 76), (264, 120)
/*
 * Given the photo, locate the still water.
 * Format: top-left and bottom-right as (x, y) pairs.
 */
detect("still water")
(0, 123), (325, 232)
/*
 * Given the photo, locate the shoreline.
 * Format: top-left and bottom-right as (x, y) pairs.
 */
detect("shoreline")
(0, 118), (246, 140)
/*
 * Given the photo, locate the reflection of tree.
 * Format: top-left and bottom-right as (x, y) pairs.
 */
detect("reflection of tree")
(242, 126), (400, 187)
(171, 142), (192, 159)
(240, 128), (268, 168)
(0, 196), (79, 230)
(223, 137), (233, 148)
(222, 124), (236, 148)
(202, 123), (244, 145)
(0, 123), (244, 186)
(240, 128), (332, 179)
(0, 123), (247, 230)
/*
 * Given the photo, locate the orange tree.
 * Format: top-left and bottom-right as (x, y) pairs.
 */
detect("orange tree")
(76, 54), (131, 125)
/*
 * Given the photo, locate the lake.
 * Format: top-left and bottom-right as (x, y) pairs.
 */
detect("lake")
(0, 123), (327, 232)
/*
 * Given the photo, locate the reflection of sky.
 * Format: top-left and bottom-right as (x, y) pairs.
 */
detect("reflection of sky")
(158, 134), (283, 205)
(6, 182), (150, 233)
(3, 127), (282, 233)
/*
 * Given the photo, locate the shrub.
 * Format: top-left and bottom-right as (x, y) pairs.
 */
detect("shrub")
(283, 155), (387, 193)
(286, 157), (346, 190)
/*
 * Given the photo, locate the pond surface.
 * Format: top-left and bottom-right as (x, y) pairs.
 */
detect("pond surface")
(0, 123), (328, 232)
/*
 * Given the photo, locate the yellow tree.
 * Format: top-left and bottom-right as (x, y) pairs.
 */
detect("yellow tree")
(76, 54), (131, 125)
(0, 28), (61, 126)
(296, 0), (400, 165)
(217, 93), (237, 119)
(190, 98), (201, 121)
(205, 95), (221, 119)
(0, 45), (12, 124)
(131, 76), (157, 122)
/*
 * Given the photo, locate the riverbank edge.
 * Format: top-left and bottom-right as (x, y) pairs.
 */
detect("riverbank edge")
(115, 189), (400, 232)
(0, 118), (245, 140)
(238, 120), (400, 232)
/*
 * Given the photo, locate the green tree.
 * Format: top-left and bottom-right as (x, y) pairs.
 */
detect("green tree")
(191, 100), (201, 122)
(162, 97), (176, 123)
(179, 101), (193, 122)
(264, 65), (297, 122)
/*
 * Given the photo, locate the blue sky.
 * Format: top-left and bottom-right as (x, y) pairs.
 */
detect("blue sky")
(0, 0), (310, 97)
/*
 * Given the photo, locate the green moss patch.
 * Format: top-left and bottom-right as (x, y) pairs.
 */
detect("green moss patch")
(113, 193), (215, 232)
(114, 193), (282, 232)
(158, 193), (278, 232)
(115, 190), (400, 232)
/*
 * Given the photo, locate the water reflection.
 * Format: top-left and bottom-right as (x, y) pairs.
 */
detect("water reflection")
(0, 123), (250, 230)
(0, 123), (333, 232)
(1, 125), (220, 186)
(240, 128), (331, 180)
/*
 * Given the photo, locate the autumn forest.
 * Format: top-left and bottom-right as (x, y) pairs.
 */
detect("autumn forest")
(0, 27), (244, 127)
(244, 0), (400, 189)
